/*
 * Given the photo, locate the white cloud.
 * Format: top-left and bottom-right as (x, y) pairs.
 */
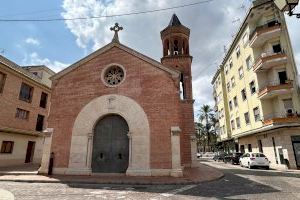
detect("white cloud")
(22, 52), (69, 73)
(25, 37), (40, 46)
(61, 0), (300, 116)
(193, 74), (215, 119)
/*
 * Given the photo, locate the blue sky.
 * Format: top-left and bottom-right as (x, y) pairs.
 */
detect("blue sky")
(0, 0), (299, 113)
(0, 0), (81, 67)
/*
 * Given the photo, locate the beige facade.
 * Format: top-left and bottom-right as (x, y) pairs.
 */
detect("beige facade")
(0, 55), (54, 167)
(212, 0), (300, 169)
(0, 132), (44, 166)
(23, 65), (55, 88)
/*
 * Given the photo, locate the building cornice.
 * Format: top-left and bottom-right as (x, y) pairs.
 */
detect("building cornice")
(233, 123), (300, 139)
(0, 56), (51, 92)
(0, 126), (44, 137)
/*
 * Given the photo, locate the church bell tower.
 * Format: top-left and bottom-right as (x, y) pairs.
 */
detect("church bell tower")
(161, 14), (193, 101)
(161, 14), (195, 167)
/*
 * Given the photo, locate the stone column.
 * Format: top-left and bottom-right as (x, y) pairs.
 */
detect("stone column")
(38, 128), (53, 174)
(190, 134), (198, 167)
(127, 132), (132, 169)
(86, 133), (93, 169)
(170, 126), (183, 177)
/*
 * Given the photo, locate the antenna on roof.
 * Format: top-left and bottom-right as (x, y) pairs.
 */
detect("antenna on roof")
(240, 4), (247, 12)
(232, 18), (241, 24)
(0, 49), (5, 54)
(223, 45), (227, 54)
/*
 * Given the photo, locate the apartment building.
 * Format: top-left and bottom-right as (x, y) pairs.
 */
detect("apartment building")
(212, 0), (300, 170)
(0, 55), (54, 166)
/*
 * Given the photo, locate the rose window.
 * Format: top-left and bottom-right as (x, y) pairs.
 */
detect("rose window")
(104, 66), (125, 85)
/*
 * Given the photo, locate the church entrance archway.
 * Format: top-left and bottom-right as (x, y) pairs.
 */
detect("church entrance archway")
(92, 115), (129, 173)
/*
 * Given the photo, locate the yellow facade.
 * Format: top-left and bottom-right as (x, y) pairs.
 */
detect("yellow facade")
(212, 0), (300, 169)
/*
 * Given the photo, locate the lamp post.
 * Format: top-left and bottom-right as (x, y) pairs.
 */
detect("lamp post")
(274, 0), (300, 18)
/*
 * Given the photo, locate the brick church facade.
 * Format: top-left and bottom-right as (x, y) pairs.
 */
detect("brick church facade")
(39, 14), (197, 177)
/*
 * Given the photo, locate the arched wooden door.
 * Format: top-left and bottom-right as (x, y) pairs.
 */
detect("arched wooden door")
(92, 115), (129, 173)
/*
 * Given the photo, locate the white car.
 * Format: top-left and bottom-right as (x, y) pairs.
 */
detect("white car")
(197, 153), (202, 158)
(239, 153), (270, 169)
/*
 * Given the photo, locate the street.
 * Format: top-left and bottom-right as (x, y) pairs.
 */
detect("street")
(1, 160), (300, 200)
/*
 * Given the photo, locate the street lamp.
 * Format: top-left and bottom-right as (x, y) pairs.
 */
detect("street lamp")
(274, 0), (300, 18)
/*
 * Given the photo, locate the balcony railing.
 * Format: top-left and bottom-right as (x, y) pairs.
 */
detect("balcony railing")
(253, 51), (288, 72)
(249, 21), (281, 47)
(262, 112), (300, 126)
(258, 80), (293, 99)
(214, 105), (218, 112)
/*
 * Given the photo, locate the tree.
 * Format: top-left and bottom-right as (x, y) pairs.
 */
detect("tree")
(197, 104), (218, 152)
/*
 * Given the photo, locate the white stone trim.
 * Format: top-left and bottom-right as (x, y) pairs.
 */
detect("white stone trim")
(51, 42), (180, 81)
(170, 126), (183, 177)
(190, 134), (198, 167)
(100, 63), (127, 88)
(67, 94), (151, 176)
(38, 129), (54, 174)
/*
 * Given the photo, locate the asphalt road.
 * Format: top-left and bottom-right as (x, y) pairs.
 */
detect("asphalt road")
(1, 160), (300, 200)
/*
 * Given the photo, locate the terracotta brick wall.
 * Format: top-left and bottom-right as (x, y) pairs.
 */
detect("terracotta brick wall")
(180, 101), (194, 166)
(161, 55), (194, 167)
(49, 46), (184, 169)
(0, 65), (50, 132)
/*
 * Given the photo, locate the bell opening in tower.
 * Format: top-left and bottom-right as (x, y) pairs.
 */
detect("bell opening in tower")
(180, 73), (185, 100)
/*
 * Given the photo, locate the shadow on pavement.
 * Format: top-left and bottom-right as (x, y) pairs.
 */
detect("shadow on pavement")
(65, 172), (279, 199)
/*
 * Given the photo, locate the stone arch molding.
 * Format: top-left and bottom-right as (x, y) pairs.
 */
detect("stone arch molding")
(67, 94), (151, 176)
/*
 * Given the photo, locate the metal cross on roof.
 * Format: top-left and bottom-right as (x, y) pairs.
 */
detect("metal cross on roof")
(110, 23), (123, 43)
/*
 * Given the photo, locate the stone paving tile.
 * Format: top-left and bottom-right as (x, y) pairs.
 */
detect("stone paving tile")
(0, 163), (224, 185)
(1, 161), (300, 199)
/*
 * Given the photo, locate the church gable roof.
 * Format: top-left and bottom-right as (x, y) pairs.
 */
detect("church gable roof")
(51, 42), (180, 80)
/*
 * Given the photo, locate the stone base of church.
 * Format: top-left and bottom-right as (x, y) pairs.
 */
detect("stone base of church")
(126, 168), (152, 176)
(66, 168), (92, 175)
(170, 168), (184, 177)
(50, 167), (184, 177)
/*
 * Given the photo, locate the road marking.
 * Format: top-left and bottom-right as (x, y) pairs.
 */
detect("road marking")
(160, 185), (197, 197)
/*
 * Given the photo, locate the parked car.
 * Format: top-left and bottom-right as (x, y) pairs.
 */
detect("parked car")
(197, 152), (202, 158)
(239, 153), (270, 169)
(224, 152), (243, 164)
(213, 152), (227, 162)
(202, 152), (215, 159)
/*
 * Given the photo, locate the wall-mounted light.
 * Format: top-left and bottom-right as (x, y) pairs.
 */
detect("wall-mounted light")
(274, 0), (300, 18)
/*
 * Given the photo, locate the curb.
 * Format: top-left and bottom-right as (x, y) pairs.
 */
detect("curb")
(0, 173), (224, 185)
(0, 179), (192, 185)
(0, 164), (225, 185)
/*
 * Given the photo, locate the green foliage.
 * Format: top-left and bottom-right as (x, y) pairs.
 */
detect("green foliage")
(196, 104), (218, 152)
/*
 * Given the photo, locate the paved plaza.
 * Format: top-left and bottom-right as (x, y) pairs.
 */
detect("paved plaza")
(1, 160), (300, 199)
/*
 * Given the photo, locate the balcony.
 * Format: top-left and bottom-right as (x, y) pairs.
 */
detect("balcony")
(258, 80), (293, 99)
(249, 21), (281, 48)
(214, 104), (218, 112)
(253, 52), (288, 72)
(263, 112), (300, 126)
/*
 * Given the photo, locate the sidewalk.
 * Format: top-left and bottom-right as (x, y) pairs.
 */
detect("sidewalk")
(0, 163), (39, 175)
(0, 163), (224, 185)
(200, 159), (300, 175)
